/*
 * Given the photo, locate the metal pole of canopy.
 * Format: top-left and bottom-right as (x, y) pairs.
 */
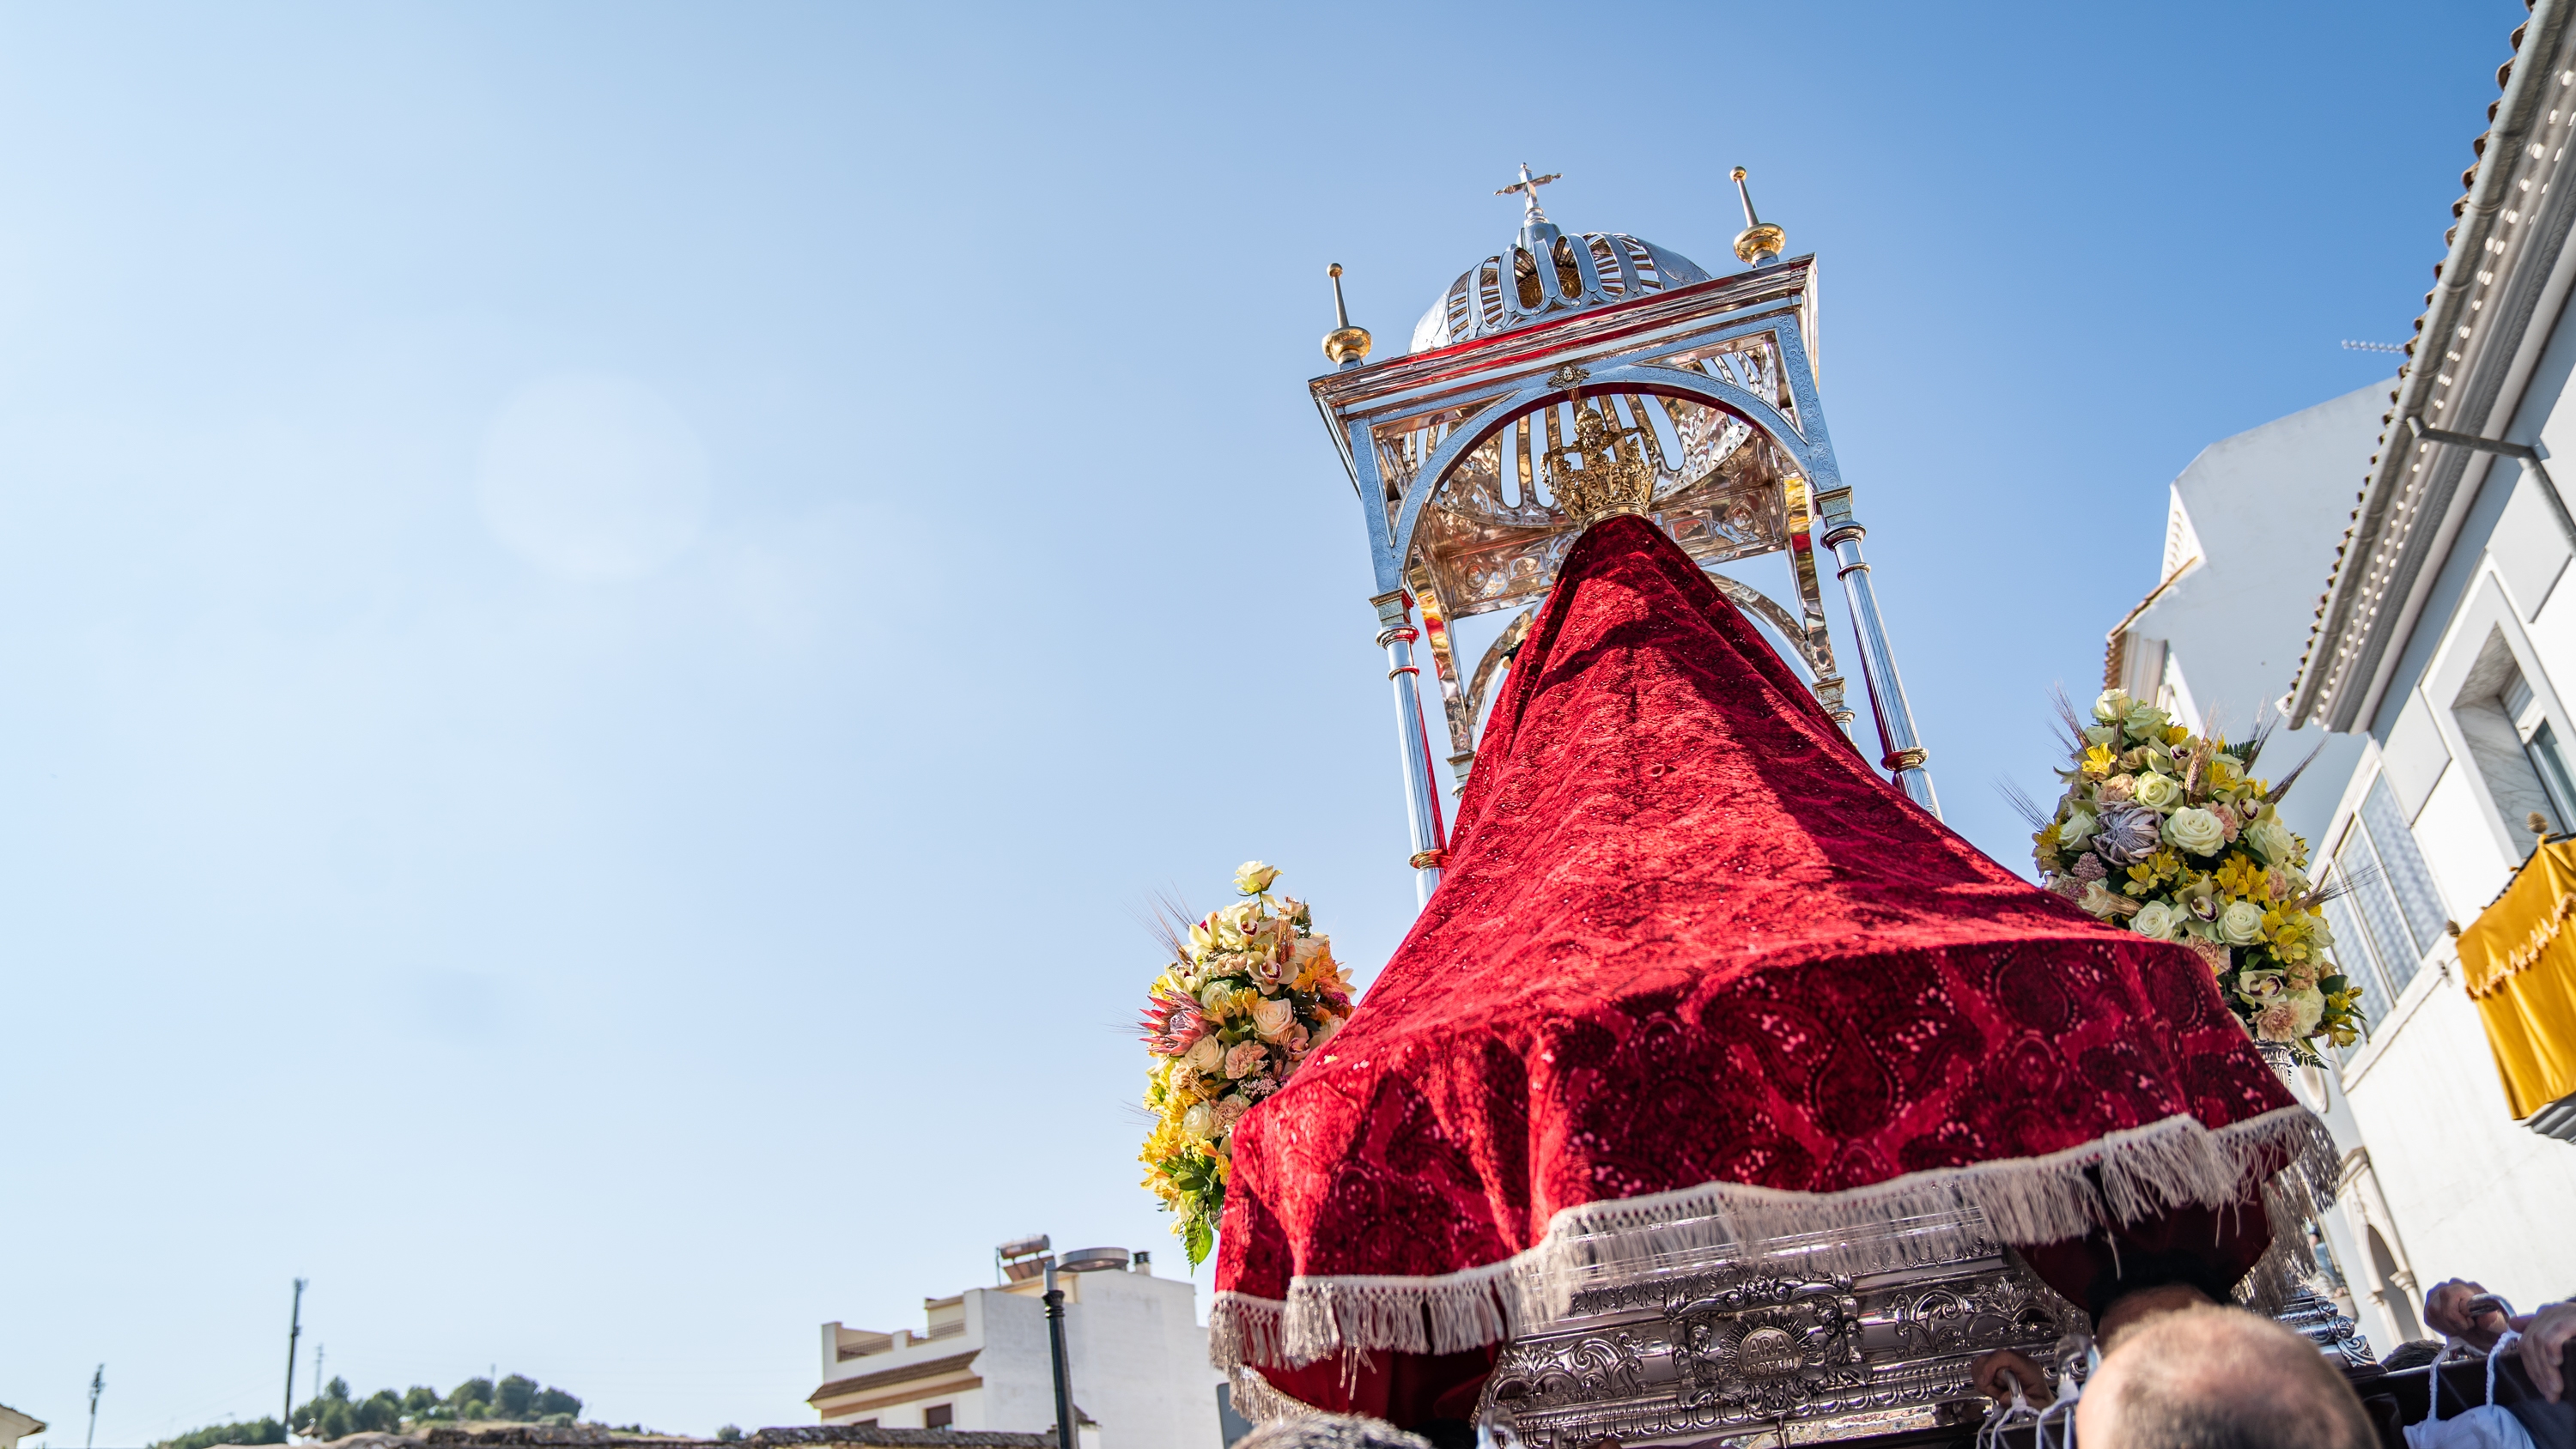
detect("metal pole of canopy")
(1372, 588), (1448, 906)
(1818, 505), (1940, 817)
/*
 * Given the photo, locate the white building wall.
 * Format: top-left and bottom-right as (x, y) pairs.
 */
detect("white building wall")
(2408, 761), (2516, 912)
(2312, 501), (2576, 1336)
(2341, 955), (2576, 1314)
(975, 1285), (1065, 1435)
(817, 1264), (1223, 1449)
(1061, 1270), (1223, 1449)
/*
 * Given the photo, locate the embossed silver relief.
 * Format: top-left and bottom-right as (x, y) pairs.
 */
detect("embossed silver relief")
(1478, 1239), (2086, 1449)
(1644, 334), (1801, 433)
(1402, 406), (1794, 629)
(2272, 1288), (2375, 1367)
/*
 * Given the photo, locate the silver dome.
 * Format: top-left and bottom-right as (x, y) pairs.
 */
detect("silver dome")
(1410, 220), (1713, 354)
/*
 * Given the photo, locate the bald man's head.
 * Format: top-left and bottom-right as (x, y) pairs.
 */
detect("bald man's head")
(2072, 1304), (2373, 1449)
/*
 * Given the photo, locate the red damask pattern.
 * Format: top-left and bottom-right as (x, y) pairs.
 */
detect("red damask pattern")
(1216, 516), (2293, 1417)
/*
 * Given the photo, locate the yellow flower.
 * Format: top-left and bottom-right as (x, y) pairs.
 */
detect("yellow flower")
(2213, 855), (2267, 901)
(2163, 724), (2191, 747)
(2082, 744), (2117, 778)
(2123, 849), (2179, 895)
(1292, 943), (1347, 995)
(2263, 907), (2321, 962)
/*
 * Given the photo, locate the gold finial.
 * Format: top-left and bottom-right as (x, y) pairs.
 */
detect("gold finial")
(1729, 166), (1787, 266)
(1322, 263), (1372, 367)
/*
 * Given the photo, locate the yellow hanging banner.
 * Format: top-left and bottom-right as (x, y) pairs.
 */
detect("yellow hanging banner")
(2454, 838), (2576, 1119)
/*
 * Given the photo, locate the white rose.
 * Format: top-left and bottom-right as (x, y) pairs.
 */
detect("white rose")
(2131, 901), (2180, 940)
(1234, 860), (1280, 894)
(2245, 817), (2298, 866)
(2095, 689), (2130, 724)
(2061, 808), (2099, 848)
(1250, 996), (1295, 1040)
(1184, 1035), (1225, 1072)
(1181, 1102), (1219, 1142)
(2218, 899), (2267, 946)
(2165, 807), (2225, 856)
(2133, 773), (2183, 811)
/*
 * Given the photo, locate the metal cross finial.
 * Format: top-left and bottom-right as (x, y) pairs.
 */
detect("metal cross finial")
(1496, 162), (1563, 222)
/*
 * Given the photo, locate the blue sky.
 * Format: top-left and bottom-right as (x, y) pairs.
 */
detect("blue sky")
(0, 1), (2524, 1440)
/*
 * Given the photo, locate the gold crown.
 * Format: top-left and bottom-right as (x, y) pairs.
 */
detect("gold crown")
(1541, 396), (1660, 529)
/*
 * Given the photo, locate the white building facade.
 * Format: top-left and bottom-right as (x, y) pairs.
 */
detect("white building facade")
(2111, 1), (2576, 1354)
(811, 1252), (1224, 1449)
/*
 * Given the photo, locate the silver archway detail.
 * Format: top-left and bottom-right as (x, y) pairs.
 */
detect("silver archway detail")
(1313, 253), (1936, 905)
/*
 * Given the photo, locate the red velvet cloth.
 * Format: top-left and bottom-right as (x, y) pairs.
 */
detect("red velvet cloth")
(1216, 515), (2297, 1421)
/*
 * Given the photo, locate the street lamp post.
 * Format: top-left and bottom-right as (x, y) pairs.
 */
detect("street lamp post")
(1039, 1246), (1131, 1449)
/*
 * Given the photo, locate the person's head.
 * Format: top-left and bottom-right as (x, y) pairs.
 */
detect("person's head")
(2094, 1283), (2215, 1350)
(1230, 1414), (1428, 1449)
(2072, 1303), (2373, 1449)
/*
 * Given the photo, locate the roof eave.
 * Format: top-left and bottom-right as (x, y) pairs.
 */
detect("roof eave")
(2288, 0), (2572, 729)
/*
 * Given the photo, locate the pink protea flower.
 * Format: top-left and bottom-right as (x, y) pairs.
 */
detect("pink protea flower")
(1139, 987), (1205, 1056)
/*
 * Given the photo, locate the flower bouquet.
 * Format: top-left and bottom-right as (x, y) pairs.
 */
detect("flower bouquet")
(2021, 688), (2366, 1064)
(1137, 861), (1354, 1266)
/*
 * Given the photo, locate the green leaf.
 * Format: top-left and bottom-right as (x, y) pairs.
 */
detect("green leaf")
(1183, 1216), (1213, 1268)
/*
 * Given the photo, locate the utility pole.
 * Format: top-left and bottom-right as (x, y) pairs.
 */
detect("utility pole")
(283, 1279), (307, 1427)
(86, 1365), (104, 1449)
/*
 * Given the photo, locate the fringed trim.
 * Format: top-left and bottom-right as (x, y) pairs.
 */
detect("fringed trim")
(2466, 881), (2575, 998)
(2235, 1155), (2337, 1316)
(1209, 1106), (2333, 1372)
(1224, 1366), (1325, 1424)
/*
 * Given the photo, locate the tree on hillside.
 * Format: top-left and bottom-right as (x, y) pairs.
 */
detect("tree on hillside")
(162, 1367), (588, 1449)
(151, 1417), (285, 1449)
(228, 1370), (592, 1441)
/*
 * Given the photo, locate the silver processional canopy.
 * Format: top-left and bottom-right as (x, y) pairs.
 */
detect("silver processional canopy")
(1313, 165), (1939, 908)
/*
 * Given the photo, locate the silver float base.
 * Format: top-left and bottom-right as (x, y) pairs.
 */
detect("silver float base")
(1477, 1211), (2085, 1449)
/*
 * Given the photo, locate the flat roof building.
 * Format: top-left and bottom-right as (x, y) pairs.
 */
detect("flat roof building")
(811, 1251), (1222, 1449)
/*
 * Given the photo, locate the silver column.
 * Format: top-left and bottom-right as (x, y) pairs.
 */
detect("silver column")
(1818, 520), (1941, 816)
(1371, 589), (1448, 906)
